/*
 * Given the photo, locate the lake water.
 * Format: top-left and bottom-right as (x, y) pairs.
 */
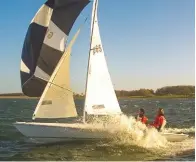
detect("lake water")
(0, 98), (195, 161)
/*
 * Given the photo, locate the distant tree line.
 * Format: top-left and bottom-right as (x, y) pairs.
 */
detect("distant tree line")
(115, 85), (195, 97)
(155, 86), (195, 96)
(115, 89), (155, 97)
(0, 85), (194, 97)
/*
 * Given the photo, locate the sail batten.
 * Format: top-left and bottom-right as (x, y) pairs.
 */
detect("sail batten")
(21, 0), (89, 97)
(84, 0), (122, 116)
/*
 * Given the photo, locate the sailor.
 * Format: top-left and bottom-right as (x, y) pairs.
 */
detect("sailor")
(135, 108), (148, 124)
(150, 108), (167, 132)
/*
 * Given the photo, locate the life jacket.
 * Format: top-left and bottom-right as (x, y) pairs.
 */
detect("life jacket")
(152, 115), (166, 131)
(136, 115), (148, 124)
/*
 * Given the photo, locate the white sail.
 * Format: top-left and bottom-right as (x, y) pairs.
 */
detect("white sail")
(84, 0), (122, 115)
(33, 28), (81, 119)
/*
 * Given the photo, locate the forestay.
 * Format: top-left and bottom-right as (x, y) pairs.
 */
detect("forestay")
(20, 0), (89, 97)
(32, 28), (81, 120)
(84, 0), (122, 115)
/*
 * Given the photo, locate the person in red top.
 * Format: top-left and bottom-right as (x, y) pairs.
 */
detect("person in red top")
(150, 108), (166, 132)
(135, 108), (148, 124)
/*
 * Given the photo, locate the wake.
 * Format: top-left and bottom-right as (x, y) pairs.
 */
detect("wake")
(82, 114), (195, 157)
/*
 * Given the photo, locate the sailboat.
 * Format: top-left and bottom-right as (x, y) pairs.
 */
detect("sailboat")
(14, 0), (122, 143)
(14, 0), (188, 143)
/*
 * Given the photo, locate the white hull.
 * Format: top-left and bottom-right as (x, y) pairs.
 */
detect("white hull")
(14, 122), (109, 144)
(14, 122), (189, 144)
(161, 132), (189, 142)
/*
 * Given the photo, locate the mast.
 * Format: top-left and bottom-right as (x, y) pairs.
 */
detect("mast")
(83, 0), (98, 123)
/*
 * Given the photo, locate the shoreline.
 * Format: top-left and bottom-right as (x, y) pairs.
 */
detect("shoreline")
(0, 95), (194, 99)
(0, 96), (38, 99)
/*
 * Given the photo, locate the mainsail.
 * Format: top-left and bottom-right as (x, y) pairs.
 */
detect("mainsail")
(20, 0), (89, 97)
(84, 0), (122, 116)
(33, 27), (81, 120)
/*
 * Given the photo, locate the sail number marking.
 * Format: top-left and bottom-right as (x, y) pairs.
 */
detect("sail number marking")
(46, 28), (53, 39)
(92, 45), (102, 54)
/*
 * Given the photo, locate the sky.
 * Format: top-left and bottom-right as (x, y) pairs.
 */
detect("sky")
(0, 0), (194, 93)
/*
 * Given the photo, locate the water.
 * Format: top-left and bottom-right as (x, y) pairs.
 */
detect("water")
(0, 98), (195, 161)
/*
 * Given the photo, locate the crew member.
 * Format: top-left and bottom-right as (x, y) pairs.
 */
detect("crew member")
(150, 108), (166, 131)
(135, 108), (148, 124)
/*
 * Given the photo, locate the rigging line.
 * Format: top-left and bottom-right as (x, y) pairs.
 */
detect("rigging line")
(48, 82), (72, 93)
(51, 17), (89, 84)
(35, 75), (73, 93)
(66, 16), (90, 45)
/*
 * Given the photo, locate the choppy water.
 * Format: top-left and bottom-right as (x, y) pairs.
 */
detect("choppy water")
(0, 98), (195, 161)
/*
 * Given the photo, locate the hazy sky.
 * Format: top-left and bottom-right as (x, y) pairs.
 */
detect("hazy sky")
(0, 0), (194, 93)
